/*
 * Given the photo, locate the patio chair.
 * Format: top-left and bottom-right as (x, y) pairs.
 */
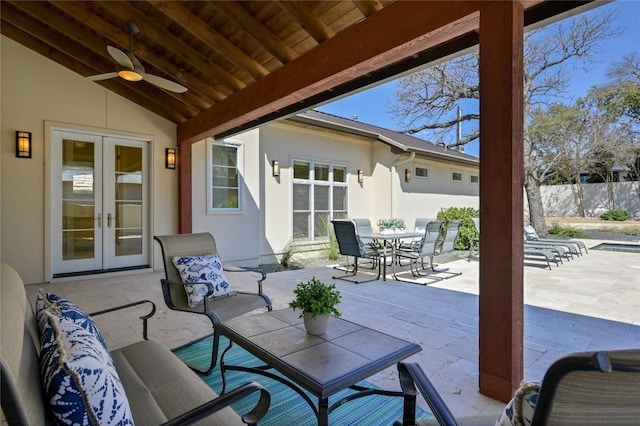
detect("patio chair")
(525, 224), (587, 255)
(393, 220), (444, 282)
(523, 244), (560, 270)
(154, 233), (272, 374)
(331, 220), (381, 283)
(396, 349), (640, 426)
(400, 218), (437, 251)
(353, 218), (381, 269)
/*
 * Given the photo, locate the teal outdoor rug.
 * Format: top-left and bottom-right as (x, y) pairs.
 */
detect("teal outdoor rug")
(173, 336), (432, 425)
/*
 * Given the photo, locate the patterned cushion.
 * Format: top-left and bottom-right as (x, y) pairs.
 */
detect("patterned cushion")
(171, 254), (236, 307)
(495, 381), (540, 426)
(36, 292), (134, 426)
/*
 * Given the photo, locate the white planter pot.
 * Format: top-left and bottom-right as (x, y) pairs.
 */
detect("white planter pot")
(303, 312), (330, 335)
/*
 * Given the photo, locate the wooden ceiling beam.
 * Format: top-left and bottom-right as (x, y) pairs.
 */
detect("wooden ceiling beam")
(211, 1), (297, 64)
(353, 1), (383, 17)
(49, 1), (224, 106)
(277, 1), (334, 43)
(103, 1), (246, 92)
(178, 1), (485, 144)
(4, 1), (197, 119)
(148, 0), (269, 80)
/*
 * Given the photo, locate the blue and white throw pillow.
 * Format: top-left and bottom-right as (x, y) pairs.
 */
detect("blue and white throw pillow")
(36, 293), (134, 426)
(495, 381), (540, 426)
(171, 254), (236, 307)
(36, 291), (108, 350)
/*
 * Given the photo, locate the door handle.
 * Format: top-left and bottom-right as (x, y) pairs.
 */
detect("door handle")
(96, 213), (102, 228)
(107, 213), (112, 228)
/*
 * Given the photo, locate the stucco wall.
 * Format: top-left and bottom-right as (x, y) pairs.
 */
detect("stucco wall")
(532, 182), (640, 218)
(191, 131), (262, 266)
(1, 36), (178, 283)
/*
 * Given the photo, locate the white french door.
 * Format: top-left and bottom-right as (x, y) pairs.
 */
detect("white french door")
(51, 130), (149, 276)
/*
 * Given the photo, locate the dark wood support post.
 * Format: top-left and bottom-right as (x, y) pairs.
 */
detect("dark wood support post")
(478, 1), (524, 402)
(178, 141), (192, 234)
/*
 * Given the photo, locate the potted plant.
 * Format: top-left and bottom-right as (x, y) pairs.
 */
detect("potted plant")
(289, 277), (342, 335)
(377, 218), (406, 234)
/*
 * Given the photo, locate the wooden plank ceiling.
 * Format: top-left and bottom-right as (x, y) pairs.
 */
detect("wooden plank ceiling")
(1, 1), (589, 142)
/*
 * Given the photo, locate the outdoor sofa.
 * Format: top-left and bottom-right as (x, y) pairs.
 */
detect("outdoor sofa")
(0, 263), (270, 426)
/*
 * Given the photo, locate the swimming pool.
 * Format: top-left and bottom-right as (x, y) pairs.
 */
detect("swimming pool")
(591, 243), (640, 253)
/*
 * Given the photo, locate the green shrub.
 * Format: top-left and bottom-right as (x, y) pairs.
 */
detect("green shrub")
(436, 207), (480, 250)
(547, 223), (589, 238)
(599, 209), (630, 221)
(325, 226), (341, 261)
(279, 240), (298, 269)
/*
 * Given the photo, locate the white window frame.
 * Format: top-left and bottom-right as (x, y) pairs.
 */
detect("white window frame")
(470, 174), (479, 184)
(451, 170), (463, 183)
(207, 139), (243, 214)
(291, 159), (349, 241)
(415, 166), (429, 179)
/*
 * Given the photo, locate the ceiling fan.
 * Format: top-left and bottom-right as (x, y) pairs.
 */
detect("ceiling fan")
(87, 22), (187, 93)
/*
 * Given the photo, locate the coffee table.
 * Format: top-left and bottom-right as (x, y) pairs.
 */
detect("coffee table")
(215, 308), (421, 425)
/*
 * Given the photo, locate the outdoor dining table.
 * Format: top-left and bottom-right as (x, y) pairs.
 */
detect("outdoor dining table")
(359, 232), (423, 281)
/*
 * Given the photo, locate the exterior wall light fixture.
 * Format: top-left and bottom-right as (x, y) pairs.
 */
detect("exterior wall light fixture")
(16, 131), (32, 158)
(357, 169), (364, 184)
(165, 148), (177, 169)
(272, 160), (280, 177)
(405, 168), (412, 182)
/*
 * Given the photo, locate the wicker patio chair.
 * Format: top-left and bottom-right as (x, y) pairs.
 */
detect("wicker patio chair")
(154, 233), (272, 374)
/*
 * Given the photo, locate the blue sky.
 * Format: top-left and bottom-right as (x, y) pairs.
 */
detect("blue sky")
(317, 1), (639, 158)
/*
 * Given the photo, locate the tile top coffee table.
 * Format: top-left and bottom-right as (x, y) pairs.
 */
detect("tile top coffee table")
(214, 308), (421, 425)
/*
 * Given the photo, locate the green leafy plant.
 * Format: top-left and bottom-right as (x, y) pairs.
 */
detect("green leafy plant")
(279, 240), (298, 269)
(289, 277), (341, 319)
(436, 207), (480, 250)
(548, 223), (589, 238)
(325, 226), (341, 260)
(600, 209), (630, 221)
(377, 218), (406, 230)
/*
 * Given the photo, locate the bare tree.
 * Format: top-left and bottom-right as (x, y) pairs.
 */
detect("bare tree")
(389, 9), (619, 236)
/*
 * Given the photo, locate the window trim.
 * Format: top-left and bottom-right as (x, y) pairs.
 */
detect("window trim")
(291, 159), (349, 241)
(206, 139), (243, 214)
(451, 170), (463, 183)
(470, 174), (479, 184)
(414, 166), (429, 180)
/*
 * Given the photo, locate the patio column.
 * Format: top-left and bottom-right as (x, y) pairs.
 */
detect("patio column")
(478, 1), (524, 402)
(178, 141), (192, 234)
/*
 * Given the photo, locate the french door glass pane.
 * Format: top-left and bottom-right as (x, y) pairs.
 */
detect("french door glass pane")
(293, 184), (310, 210)
(61, 139), (95, 260)
(334, 166), (347, 182)
(114, 145), (143, 257)
(293, 161), (310, 179)
(314, 212), (330, 238)
(314, 186), (329, 210)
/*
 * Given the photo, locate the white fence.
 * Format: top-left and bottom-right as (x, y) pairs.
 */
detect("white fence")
(531, 181), (640, 218)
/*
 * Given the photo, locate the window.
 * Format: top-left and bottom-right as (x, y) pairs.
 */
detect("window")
(452, 171), (463, 182)
(208, 141), (241, 212)
(470, 175), (479, 184)
(415, 166), (429, 179)
(292, 160), (348, 241)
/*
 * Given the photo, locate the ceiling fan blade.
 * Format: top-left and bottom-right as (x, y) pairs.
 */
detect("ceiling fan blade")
(144, 74), (188, 93)
(107, 46), (134, 69)
(86, 72), (119, 81)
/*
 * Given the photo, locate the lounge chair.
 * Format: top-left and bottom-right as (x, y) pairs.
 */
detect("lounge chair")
(331, 220), (382, 283)
(523, 244), (560, 270)
(525, 224), (587, 255)
(154, 233), (272, 374)
(396, 349), (640, 426)
(524, 240), (572, 262)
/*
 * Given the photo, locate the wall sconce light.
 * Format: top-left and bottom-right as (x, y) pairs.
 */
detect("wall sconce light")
(272, 160), (280, 177)
(405, 168), (412, 182)
(165, 148), (177, 169)
(16, 131), (32, 158)
(357, 169), (364, 184)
